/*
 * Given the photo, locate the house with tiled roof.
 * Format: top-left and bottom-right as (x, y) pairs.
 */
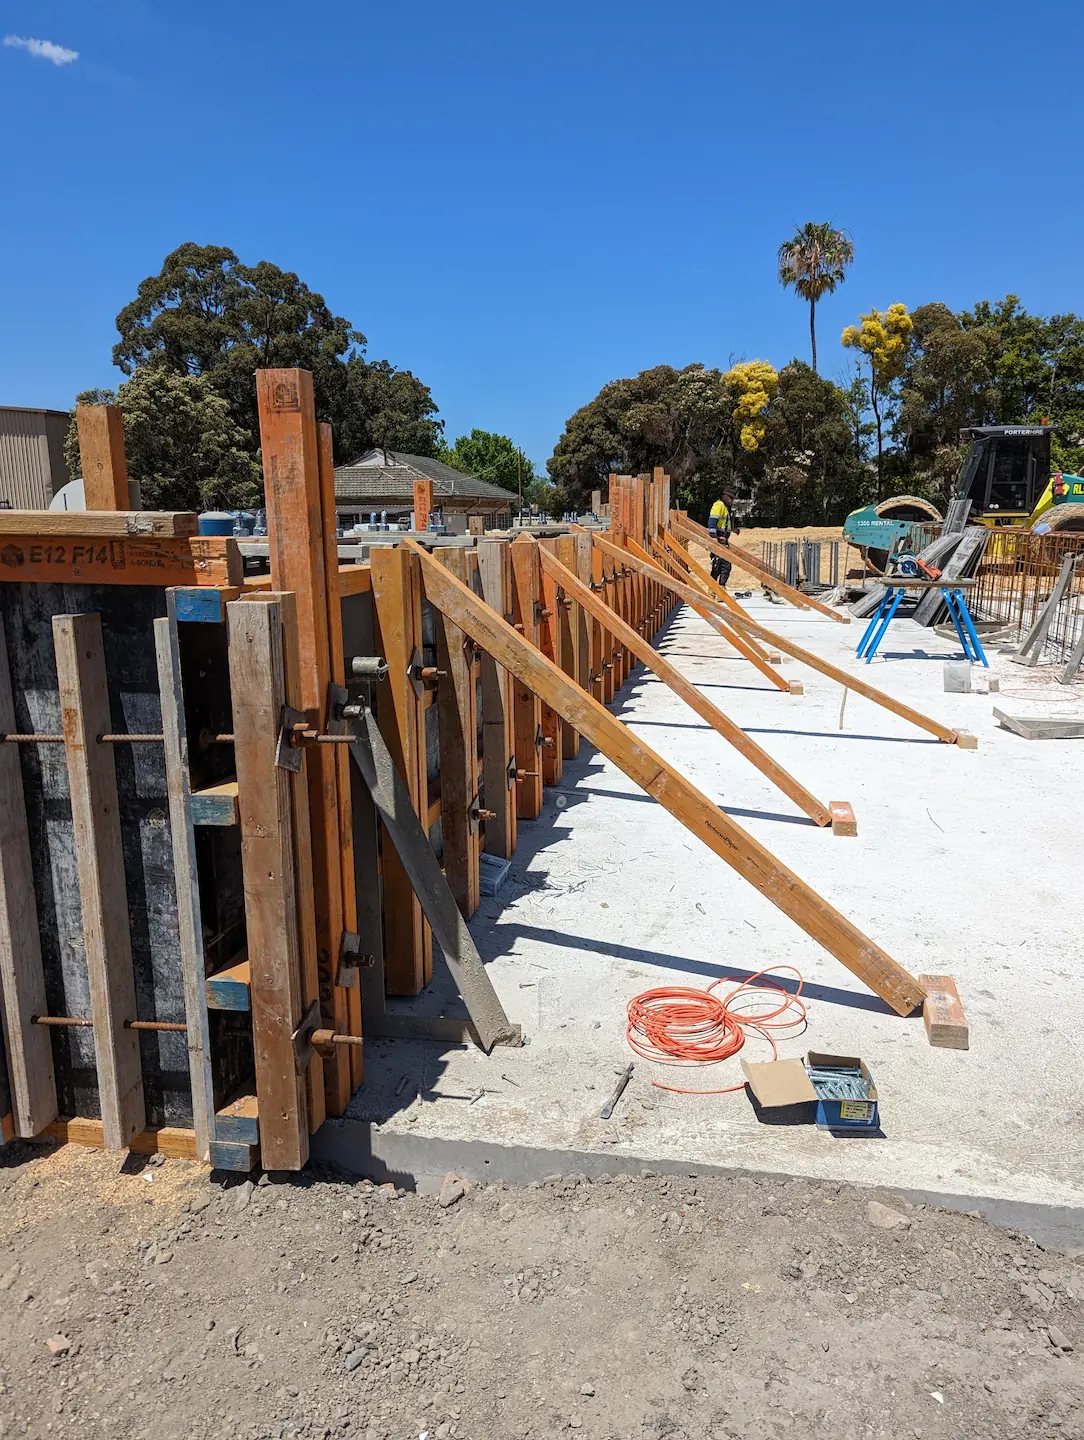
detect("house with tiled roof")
(333, 450), (515, 530)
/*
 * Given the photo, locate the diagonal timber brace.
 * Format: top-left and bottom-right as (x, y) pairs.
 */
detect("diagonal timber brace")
(534, 542), (832, 827)
(595, 532), (966, 747)
(625, 535), (791, 691)
(402, 538), (925, 1017)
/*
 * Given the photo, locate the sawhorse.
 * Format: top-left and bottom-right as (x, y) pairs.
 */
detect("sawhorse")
(856, 578), (988, 666)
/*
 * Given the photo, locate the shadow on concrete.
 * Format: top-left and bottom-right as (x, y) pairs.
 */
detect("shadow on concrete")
(743, 727), (941, 745)
(721, 805), (818, 827)
(484, 921), (900, 1018)
(675, 682), (782, 693)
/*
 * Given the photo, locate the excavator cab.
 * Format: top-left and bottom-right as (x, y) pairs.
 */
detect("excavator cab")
(955, 425), (1051, 524)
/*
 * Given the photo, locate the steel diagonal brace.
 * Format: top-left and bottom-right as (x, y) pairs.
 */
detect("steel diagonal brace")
(345, 704), (521, 1053)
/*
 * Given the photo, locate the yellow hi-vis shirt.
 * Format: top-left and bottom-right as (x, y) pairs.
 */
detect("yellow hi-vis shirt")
(709, 500), (730, 529)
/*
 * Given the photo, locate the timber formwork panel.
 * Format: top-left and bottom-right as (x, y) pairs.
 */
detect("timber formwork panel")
(0, 584), (187, 1130)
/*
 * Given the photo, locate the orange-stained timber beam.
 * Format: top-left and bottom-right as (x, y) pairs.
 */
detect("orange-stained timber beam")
(598, 533), (964, 747)
(673, 515), (849, 624)
(401, 538), (925, 1018)
(536, 542), (832, 827)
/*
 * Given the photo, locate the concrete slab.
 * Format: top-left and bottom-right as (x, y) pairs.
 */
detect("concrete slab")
(320, 597), (1084, 1227)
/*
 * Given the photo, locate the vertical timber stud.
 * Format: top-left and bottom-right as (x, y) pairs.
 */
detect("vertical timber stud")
(53, 614), (145, 1150)
(256, 370), (350, 1114)
(317, 423), (362, 1090)
(589, 539), (608, 702)
(370, 545), (429, 993)
(227, 599), (308, 1170)
(556, 536), (581, 759)
(573, 533), (593, 695)
(476, 539), (516, 860)
(432, 548), (481, 917)
(0, 616), (56, 1137)
(538, 542), (564, 786)
(510, 536), (544, 819)
(76, 404), (128, 511)
(245, 592), (325, 1131)
(153, 613), (214, 1160)
(414, 479), (434, 534)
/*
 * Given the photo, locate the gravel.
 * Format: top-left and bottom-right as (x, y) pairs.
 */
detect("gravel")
(0, 1141), (1082, 1438)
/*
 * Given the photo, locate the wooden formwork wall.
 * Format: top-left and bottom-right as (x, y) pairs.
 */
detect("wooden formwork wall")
(0, 377), (680, 1164)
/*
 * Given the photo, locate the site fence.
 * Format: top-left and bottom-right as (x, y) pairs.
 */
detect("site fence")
(969, 530), (1084, 664)
(759, 540), (841, 589)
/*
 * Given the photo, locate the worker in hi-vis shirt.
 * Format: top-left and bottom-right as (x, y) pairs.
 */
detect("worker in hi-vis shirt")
(707, 493), (736, 587)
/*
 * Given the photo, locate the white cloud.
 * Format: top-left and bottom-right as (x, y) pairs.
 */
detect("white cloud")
(4, 34), (79, 66)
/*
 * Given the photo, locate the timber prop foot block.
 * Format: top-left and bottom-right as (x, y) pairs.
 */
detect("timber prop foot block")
(829, 800), (857, 837)
(954, 729), (979, 749)
(209, 1140), (260, 1172)
(788, 680), (804, 696)
(768, 651), (782, 664)
(918, 973), (969, 1050)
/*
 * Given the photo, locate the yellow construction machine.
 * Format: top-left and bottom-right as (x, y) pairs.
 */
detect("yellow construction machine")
(844, 423), (1084, 571)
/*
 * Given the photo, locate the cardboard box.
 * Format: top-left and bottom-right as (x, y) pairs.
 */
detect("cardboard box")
(739, 1057), (817, 1126)
(805, 1051), (879, 1132)
(740, 1052), (880, 1133)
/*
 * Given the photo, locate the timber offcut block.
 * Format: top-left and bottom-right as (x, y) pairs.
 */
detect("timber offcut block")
(215, 1093), (259, 1145)
(209, 1139), (259, 1172)
(954, 729), (979, 749)
(788, 680), (804, 696)
(829, 800), (857, 837)
(918, 973), (969, 1050)
(191, 780), (239, 826)
(205, 957), (251, 1012)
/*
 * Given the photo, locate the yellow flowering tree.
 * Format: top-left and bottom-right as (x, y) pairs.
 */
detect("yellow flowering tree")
(841, 303), (913, 493)
(723, 361), (779, 452)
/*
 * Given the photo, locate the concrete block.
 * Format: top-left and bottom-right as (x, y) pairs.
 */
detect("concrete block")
(788, 681), (804, 696)
(944, 661), (972, 693)
(954, 729), (978, 749)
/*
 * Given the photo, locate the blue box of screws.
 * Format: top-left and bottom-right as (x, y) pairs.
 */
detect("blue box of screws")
(806, 1051), (879, 1131)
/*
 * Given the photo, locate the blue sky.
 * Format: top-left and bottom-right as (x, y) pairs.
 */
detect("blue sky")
(2, 0), (1083, 470)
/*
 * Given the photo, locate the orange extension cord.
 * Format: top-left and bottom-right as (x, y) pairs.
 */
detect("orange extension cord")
(626, 966), (808, 1094)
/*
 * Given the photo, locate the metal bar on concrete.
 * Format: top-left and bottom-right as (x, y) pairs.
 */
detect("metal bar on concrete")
(346, 704), (521, 1053)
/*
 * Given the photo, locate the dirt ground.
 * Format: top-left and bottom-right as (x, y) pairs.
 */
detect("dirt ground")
(2, 1143), (1082, 1440)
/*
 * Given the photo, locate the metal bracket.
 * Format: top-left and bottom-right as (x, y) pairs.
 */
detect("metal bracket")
(337, 929), (363, 988)
(407, 645), (424, 698)
(327, 681), (350, 731)
(467, 793), (482, 834)
(291, 998), (322, 1073)
(506, 755), (518, 790)
(275, 705), (305, 773)
(534, 724), (544, 752)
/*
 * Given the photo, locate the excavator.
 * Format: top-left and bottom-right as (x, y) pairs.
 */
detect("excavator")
(843, 423), (1084, 572)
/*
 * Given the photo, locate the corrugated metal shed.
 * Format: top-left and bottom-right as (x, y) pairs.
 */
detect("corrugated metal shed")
(0, 407), (72, 509)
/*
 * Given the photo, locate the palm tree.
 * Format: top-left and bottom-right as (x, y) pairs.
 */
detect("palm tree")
(777, 222), (855, 374)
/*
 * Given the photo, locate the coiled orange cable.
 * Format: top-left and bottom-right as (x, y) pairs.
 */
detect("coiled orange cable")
(626, 965), (808, 1094)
